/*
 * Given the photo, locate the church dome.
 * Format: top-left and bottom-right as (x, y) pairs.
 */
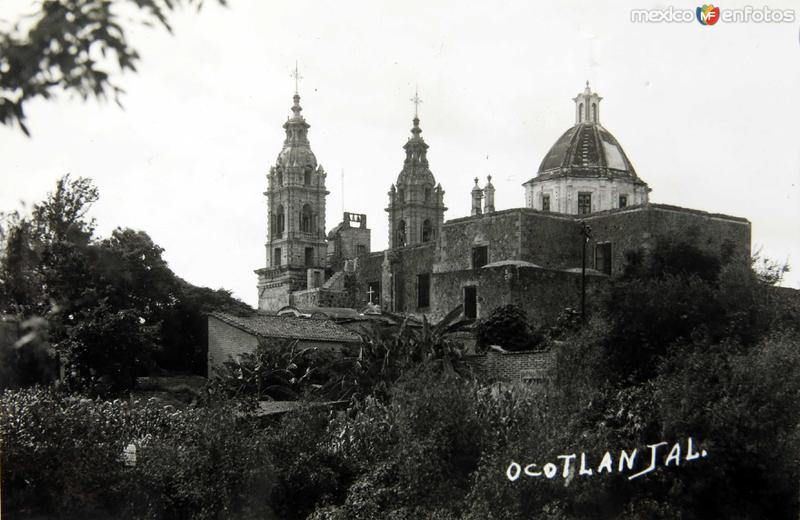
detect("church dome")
(276, 93), (318, 169)
(524, 83), (650, 215)
(536, 122), (637, 181)
(277, 145), (317, 169)
(396, 116), (436, 187)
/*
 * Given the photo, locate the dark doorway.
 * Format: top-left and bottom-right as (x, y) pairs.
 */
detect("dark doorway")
(464, 286), (477, 320)
(472, 246), (488, 269)
(417, 273), (430, 309)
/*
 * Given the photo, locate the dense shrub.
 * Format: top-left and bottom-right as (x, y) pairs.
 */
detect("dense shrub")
(0, 388), (274, 519)
(476, 304), (544, 352)
(265, 405), (354, 520)
(311, 369), (491, 519)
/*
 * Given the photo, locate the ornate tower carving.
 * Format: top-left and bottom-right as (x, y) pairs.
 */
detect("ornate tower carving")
(386, 91), (446, 248)
(256, 70), (329, 311)
(265, 88), (328, 270)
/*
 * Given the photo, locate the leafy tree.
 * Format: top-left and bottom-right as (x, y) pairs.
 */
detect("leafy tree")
(0, 174), (253, 394)
(599, 235), (790, 384)
(0, 0), (225, 135)
(476, 303), (545, 352)
(157, 281), (254, 374)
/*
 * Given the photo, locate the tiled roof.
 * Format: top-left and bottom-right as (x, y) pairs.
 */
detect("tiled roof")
(209, 312), (361, 343)
(528, 122), (644, 185)
(483, 260), (542, 269)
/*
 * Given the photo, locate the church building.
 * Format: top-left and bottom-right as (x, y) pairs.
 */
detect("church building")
(253, 81), (751, 327)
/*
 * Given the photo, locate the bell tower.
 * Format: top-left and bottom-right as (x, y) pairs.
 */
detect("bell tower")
(386, 89), (446, 248)
(265, 67), (328, 270)
(256, 65), (329, 311)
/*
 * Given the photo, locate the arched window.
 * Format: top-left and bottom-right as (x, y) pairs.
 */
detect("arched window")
(592, 103), (597, 122)
(301, 204), (313, 233)
(579, 103), (584, 122)
(398, 189), (405, 203)
(397, 220), (406, 247)
(304, 168), (312, 185)
(421, 219), (433, 242)
(276, 169), (283, 186)
(424, 187), (431, 202)
(276, 205), (285, 237)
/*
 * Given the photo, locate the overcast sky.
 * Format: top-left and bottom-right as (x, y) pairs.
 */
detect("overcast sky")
(2, 0), (799, 306)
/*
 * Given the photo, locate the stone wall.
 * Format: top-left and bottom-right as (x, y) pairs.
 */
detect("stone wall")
(437, 209), (585, 273)
(291, 287), (352, 308)
(257, 267), (307, 311)
(327, 213), (371, 271)
(584, 204), (751, 276)
(431, 264), (606, 325)
(352, 244), (435, 313)
(393, 243), (436, 313)
(519, 211), (584, 269)
(352, 252), (385, 308)
(436, 210), (525, 273)
(435, 205), (750, 280)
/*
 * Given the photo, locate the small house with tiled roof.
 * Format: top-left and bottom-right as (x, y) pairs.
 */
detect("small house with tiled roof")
(207, 311), (361, 375)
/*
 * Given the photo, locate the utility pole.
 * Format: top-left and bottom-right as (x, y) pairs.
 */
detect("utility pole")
(580, 220), (593, 321)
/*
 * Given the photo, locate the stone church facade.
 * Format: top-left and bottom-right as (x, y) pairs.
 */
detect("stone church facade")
(255, 83), (751, 327)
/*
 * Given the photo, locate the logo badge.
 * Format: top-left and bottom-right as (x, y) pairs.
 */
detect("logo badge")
(697, 4), (721, 25)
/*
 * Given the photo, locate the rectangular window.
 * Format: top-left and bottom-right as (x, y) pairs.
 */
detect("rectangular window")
(619, 195), (628, 208)
(464, 286), (477, 320)
(273, 248), (281, 267)
(542, 194), (550, 212)
(305, 247), (314, 267)
(366, 281), (381, 305)
(595, 242), (612, 275)
(417, 273), (430, 309)
(578, 192), (592, 215)
(472, 246), (488, 269)
(357, 244), (367, 257)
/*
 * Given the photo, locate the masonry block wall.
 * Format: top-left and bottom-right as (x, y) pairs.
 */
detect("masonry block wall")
(431, 264), (606, 325)
(207, 315), (259, 376)
(584, 204), (752, 276)
(519, 210), (585, 269)
(257, 268), (308, 311)
(467, 349), (556, 383)
(352, 244), (435, 313)
(337, 226), (370, 260)
(393, 243), (436, 313)
(353, 252), (386, 307)
(436, 211), (525, 273)
(291, 288), (351, 308)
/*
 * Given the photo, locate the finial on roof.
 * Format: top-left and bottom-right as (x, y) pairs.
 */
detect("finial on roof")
(291, 61), (303, 96)
(410, 85), (422, 119)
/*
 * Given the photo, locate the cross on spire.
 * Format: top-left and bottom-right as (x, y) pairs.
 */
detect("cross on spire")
(410, 86), (422, 118)
(291, 61), (303, 95)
